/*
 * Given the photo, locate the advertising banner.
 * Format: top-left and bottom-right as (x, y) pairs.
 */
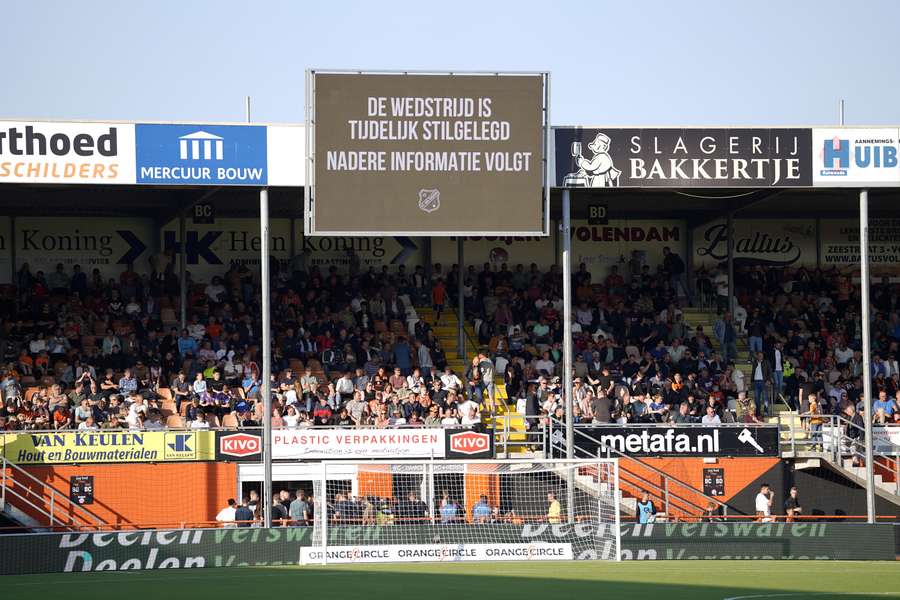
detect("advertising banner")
(555, 128), (812, 188)
(0, 523), (894, 574)
(135, 124), (267, 186)
(300, 543), (572, 564)
(160, 217), (293, 283)
(297, 223), (424, 273)
(13, 216), (156, 280)
(812, 128), (900, 186)
(432, 234), (557, 272)
(308, 71), (548, 235)
(0, 431), (216, 465)
(0, 121), (136, 185)
(693, 218), (817, 269)
(274, 429), (445, 460)
(0, 120), (303, 187)
(572, 219), (686, 279)
(820, 217), (900, 268)
(550, 425), (780, 458)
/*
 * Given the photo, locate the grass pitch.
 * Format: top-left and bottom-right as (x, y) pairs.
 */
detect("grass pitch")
(5, 560), (900, 600)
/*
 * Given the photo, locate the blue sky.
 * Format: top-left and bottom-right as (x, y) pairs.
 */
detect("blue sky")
(4, 0), (900, 126)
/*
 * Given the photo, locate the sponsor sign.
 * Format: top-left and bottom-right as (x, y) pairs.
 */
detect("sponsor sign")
(550, 425), (779, 458)
(273, 429), (446, 460)
(446, 430), (493, 458)
(13, 216), (154, 280)
(216, 432), (262, 460)
(0, 121), (136, 184)
(586, 203), (608, 225)
(822, 425), (900, 454)
(0, 523), (893, 575)
(555, 128), (812, 188)
(573, 219), (686, 278)
(0, 431), (215, 465)
(308, 71), (548, 235)
(433, 234), (557, 271)
(299, 229), (423, 273)
(136, 124), (267, 185)
(161, 217), (292, 283)
(812, 128), (900, 186)
(299, 543), (572, 564)
(820, 217), (900, 268)
(693, 218), (816, 269)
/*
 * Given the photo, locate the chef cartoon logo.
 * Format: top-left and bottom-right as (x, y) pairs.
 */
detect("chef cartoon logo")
(563, 132), (621, 188)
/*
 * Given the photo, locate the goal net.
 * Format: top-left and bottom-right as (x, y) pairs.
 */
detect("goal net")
(300, 459), (620, 564)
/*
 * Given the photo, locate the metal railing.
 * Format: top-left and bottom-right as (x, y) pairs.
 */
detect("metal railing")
(1, 456), (102, 531)
(777, 413), (900, 496)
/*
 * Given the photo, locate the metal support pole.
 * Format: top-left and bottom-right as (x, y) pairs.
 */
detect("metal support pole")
(179, 214), (187, 331)
(260, 188), (273, 528)
(726, 211), (735, 317)
(859, 188), (875, 524)
(562, 189), (575, 524)
(457, 238), (465, 357)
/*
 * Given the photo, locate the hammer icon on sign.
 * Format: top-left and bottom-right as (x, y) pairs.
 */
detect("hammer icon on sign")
(738, 428), (764, 453)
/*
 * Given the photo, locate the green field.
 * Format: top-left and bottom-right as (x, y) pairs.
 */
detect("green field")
(5, 561), (900, 600)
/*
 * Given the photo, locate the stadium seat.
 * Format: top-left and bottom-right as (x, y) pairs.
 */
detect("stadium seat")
(221, 413), (239, 429)
(165, 415), (185, 428)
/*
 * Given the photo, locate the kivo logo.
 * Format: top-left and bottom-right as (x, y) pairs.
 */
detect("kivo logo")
(449, 431), (490, 455)
(219, 433), (261, 458)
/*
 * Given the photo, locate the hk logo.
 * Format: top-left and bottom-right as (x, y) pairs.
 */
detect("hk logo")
(167, 433), (193, 453)
(179, 131), (224, 161)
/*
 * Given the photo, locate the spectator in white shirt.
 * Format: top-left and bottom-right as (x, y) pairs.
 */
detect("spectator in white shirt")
(440, 368), (462, 392)
(190, 413), (210, 429)
(215, 499), (238, 528)
(755, 483), (774, 522)
(701, 405), (721, 424)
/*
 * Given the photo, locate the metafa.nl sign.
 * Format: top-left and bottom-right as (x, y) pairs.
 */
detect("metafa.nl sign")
(555, 128), (812, 188)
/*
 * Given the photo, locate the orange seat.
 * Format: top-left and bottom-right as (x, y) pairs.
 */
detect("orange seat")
(165, 415), (185, 428)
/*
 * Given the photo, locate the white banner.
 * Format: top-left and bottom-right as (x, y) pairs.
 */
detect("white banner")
(272, 429), (445, 460)
(823, 425), (900, 454)
(812, 128), (900, 186)
(0, 121), (136, 185)
(299, 543), (573, 564)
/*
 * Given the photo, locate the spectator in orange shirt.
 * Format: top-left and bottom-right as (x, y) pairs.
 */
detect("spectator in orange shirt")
(432, 278), (446, 324)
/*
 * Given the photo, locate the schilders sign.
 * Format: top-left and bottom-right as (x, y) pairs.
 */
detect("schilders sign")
(555, 128), (812, 188)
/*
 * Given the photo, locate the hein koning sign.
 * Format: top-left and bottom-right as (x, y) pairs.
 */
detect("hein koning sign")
(308, 71), (548, 236)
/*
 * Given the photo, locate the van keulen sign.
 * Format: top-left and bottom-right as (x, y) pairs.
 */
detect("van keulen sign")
(555, 128), (812, 188)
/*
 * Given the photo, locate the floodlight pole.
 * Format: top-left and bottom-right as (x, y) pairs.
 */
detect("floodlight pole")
(860, 188), (875, 524)
(726, 210), (735, 318)
(260, 187), (273, 528)
(562, 188), (575, 523)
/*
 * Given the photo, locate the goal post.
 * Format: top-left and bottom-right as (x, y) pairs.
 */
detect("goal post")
(301, 459), (620, 564)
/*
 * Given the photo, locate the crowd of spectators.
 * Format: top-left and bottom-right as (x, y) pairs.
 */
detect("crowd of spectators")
(0, 246), (898, 439)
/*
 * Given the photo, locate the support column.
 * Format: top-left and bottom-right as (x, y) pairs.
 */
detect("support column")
(260, 188), (273, 528)
(457, 238), (465, 357)
(859, 189), (875, 524)
(726, 211), (735, 317)
(562, 189), (575, 524)
(179, 214), (187, 331)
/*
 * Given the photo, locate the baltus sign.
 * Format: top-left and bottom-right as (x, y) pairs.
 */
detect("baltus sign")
(307, 71), (549, 236)
(555, 128), (812, 188)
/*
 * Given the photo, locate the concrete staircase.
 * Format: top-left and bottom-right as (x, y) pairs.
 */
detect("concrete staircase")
(681, 307), (791, 413)
(416, 307), (531, 452)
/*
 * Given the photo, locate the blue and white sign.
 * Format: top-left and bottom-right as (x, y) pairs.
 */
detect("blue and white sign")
(135, 124), (268, 185)
(812, 128), (900, 187)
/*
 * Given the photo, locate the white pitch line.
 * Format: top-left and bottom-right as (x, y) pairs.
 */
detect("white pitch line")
(724, 593), (900, 600)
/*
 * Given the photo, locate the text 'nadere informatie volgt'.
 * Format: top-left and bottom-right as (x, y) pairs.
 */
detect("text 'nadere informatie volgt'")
(325, 96), (535, 173)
